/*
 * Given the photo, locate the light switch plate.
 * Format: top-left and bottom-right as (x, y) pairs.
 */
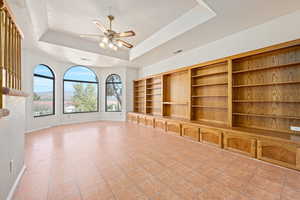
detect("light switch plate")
(290, 126), (300, 132)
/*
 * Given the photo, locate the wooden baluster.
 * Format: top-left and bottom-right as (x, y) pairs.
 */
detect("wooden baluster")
(0, 7), (3, 108)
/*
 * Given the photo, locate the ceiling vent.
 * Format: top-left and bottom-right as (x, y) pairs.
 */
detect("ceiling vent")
(173, 49), (183, 55)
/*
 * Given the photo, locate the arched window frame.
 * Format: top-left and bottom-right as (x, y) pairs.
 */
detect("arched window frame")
(105, 74), (122, 112)
(63, 66), (99, 114)
(33, 64), (55, 117)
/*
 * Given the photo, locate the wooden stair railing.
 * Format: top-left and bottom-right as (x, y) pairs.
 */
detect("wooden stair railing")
(0, 0), (24, 117)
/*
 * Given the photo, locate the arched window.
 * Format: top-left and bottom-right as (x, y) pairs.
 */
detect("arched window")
(106, 74), (122, 112)
(63, 66), (99, 114)
(33, 64), (55, 117)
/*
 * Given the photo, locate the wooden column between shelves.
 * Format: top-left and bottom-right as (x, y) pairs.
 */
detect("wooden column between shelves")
(297, 148), (300, 170)
(160, 75), (164, 116)
(187, 69), (192, 120)
(144, 80), (147, 114)
(227, 59), (232, 127)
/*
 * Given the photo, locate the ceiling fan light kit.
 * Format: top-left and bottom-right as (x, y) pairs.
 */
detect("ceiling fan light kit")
(80, 15), (136, 51)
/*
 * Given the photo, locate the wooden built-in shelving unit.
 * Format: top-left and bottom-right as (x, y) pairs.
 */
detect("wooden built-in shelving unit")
(133, 39), (300, 135)
(130, 39), (300, 171)
(191, 61), (230, 126)
(232, 46), (300, 134)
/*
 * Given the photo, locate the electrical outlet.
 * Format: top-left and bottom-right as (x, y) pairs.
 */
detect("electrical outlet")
(291, 126), (300, 132)
(9, 160), (13, 176)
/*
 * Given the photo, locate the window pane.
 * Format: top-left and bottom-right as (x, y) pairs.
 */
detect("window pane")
(106, 83), (122, 112)
(64, 66), (97, 82)
(34, 64), (54, 78)
(33, 76), (54, 116)
(64, 81), (98, 113)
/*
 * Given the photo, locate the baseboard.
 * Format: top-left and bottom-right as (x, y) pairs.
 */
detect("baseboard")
(6, 165), (26, 200)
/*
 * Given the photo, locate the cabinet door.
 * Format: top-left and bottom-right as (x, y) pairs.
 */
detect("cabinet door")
(166, 121), (181, 136)
(257, 139), (300, 170)
(138, 115), (146, 125)
(145, 117), (155, 127)
(182, 125), (200, 141)
(200, 128), (223, 148)
(155, 119), (166, 131)
(223, 132), (256, 157)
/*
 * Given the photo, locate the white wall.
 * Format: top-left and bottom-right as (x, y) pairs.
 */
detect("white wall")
(0, 96), (26, 200)
(23, 50), (138, 132)
(139, 10), (300, 77)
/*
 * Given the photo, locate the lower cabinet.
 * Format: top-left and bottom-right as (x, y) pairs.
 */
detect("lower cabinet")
(138, 115), (146, 126)
(155, 118), (166, 131)
(166, 121), (181, 136)
(182, 124), (200, 141)
(200, 128), (222, 148)
(131, 114), (139, 123)
(257, 139), (300, 170)
(223, 132), (257, 157)
(145, 116), (155, 127)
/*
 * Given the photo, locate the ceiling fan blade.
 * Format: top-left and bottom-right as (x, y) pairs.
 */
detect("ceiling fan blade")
(116, 39), (133, 48)
(92, 20), (108, 33)
(80, 34), (103, 38)
(115, 31), (136, 38)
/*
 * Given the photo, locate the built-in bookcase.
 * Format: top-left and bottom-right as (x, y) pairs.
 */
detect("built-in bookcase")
(133, 80), (146, 113)
(232, 45), (300, 133)
(146, 76), (163, 115)
(162, 70), (190, 119)
(133, 40), (300, 135)
(191, 61), (229, 125)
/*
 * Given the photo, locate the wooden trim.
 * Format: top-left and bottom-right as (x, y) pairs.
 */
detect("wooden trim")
(227, 59), (232, 127)
(2, 87), (28, 97)
(0, 108), (9, 118)
(297, 148), (300, 170)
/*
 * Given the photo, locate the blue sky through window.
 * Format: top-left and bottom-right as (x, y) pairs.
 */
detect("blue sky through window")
(64, 66), (98, 82)
(34, 64), (54, 77)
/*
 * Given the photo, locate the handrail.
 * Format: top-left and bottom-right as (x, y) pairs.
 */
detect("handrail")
(2, 87), (28, 97)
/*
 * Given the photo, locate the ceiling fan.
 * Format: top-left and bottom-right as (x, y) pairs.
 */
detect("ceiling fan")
(80, 15), (136, 51)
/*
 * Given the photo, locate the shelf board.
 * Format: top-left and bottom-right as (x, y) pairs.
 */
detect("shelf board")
(233, 100), (300, 103)
(146, 100), (161, 102)
(233, 81), (300, 88)
(192, 95), (228, 98)
(232, 62), (300, 74)
(192, 71), (227, 78)
(146, 82), (161, 86)
(233, 113), (300, 120)
(192, 105), (227, 109)
(135, 96), (145, 98)
(146, 87), (162, 90)
(163, 102), (188, 105)
(134, 85), (145, 88)
(146, 93), (162, 96)
(192, 82), (228, 87)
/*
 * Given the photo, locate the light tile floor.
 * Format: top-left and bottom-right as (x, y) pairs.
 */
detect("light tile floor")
(13, 121), (300, 200)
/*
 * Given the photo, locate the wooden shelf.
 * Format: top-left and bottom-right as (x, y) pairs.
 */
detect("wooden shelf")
(233, 81), (300, 88)
(233, 113), (300, 120)
(192, 71), (227, 78)
(192, 95), (228, 98)
(146, 87), (162, 90)
(192, 105), (227, 109)
(134, 85), (145, 88)
(135, 96), (145, 98)
(146, 93), (162, 96)
(146, 82), (161, 86)
(163, 102), (188, 105)
(192, 82), (228, 87)
(232, 62), (300, 74)
(233, 100), (300, 103)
